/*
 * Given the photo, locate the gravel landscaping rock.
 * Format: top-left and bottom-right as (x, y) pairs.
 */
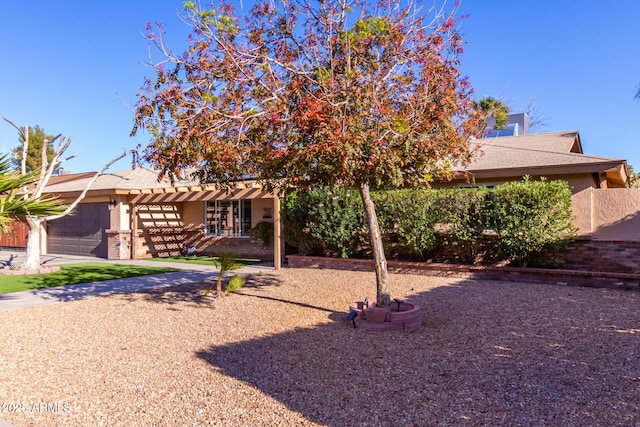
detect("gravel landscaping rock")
(1, 268), (639, 426)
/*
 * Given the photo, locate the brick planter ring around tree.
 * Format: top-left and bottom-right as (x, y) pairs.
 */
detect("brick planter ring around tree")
(349, 300), (422, 331)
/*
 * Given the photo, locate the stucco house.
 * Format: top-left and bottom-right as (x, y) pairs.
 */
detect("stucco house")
(39, 168), (284, 267)
(11, 115), (638, 269)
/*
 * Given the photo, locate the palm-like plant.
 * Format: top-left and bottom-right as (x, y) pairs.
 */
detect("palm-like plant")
(213, 252), (237, 295)
(204, 252), (238, 297)
(0, 154), (65, 231)
(474, 97), (512, 130)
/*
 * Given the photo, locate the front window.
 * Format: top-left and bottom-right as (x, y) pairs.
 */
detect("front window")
(206, 200), (252, 237)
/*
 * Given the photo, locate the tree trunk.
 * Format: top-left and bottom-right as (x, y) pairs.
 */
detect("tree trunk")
(359, 183), (391, 308)
(22, 216), (42, 270)
(216, 275), (223, 295)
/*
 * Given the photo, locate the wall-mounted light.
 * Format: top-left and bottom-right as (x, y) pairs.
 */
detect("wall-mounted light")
(107, 198), (117, 211)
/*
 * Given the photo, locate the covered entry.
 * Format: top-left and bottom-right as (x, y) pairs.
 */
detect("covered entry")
(47, 203), (110, 257)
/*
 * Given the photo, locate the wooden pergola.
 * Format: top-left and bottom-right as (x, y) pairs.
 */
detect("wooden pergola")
(123, 182), (284, 270)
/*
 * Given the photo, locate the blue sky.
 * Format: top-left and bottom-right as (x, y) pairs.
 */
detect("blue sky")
(1, 0), (639, 173)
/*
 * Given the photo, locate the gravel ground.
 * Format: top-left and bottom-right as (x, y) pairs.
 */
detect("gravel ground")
(1, 268), (639, 427)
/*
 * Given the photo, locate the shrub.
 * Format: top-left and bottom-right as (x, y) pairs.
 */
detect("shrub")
(283, 187), (366, 258)
(374, 190), (441, 260)
(282, 190), (323, 255)
(253, 221), (273, 248)
(491, 177), (577, 267)
(225, 274), (245, 294)
(436, 188), (493, 263)
(282, 179), (577, 267)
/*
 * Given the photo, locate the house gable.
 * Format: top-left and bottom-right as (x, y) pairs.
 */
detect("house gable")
(456, 131), (628, 189)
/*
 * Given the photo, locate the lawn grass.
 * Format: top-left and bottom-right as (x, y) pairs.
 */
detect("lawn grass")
(0, 263), (179, 295)
(143, 256), (264, 269)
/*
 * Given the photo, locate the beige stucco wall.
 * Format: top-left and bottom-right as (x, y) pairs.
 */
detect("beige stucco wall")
(182, 201), (205, 231)
(564, 186), (640, 240)
(113, 196), (130, 230)
(571, 188), (592, 235)
(590, 188), (640, 240)
(562, 175), (595, 235)
(251, 198), (275, 226)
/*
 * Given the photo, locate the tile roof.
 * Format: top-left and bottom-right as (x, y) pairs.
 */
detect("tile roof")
(42, 167), (198, 194)
(43, 130), (628, 194)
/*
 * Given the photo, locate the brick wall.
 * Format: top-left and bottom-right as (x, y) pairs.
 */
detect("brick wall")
(287, 255), (640, 291)
(195, 229), (274, 260)
(559, 238), (640, 274)
(136, 226), (274, 260)
(398, 235), (640, 275)
(106, 229), (131, 260)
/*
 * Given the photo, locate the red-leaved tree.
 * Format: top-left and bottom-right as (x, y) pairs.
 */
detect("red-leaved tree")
(132, 0), (483, 307)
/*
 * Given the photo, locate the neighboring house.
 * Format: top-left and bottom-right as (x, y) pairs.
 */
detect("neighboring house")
(39, 168), (283, 266)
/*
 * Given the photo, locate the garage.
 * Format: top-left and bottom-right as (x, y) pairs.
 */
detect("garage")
(47, 203), (110, 258)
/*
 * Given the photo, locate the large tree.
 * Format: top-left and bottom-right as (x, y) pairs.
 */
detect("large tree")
(4, 118), (125, 270)
(132, 0), (482, 307)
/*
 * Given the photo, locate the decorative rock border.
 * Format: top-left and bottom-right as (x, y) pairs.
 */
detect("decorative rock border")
(0, 265), (60, 275)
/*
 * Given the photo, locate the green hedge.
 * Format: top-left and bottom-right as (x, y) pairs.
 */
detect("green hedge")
(282, 187), (366, 258)
(491, 177), (577, 267)
(436, 188), (493, 263)
(374, 190), (440, 260)
(283, 178), (577, 267)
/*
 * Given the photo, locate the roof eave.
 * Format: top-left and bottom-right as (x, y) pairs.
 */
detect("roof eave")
(457, 160), (626, 180)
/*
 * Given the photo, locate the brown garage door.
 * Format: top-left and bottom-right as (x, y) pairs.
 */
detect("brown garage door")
(47, 203), (110, 257)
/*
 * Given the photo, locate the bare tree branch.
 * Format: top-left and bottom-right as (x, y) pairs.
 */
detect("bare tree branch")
(3, 118), (29, 175)
(524, 97), (550, 131)
(43, 151), (127, 222)
(4, 117), (128, 269)
(34, 135), (71, 199)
